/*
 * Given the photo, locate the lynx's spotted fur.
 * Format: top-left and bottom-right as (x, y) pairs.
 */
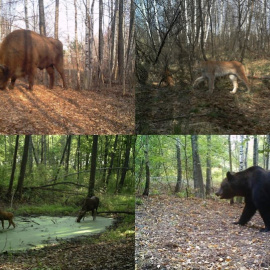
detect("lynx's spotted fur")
(193, 60), (250, 94)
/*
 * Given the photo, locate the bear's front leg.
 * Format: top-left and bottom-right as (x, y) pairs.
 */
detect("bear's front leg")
(235, 200), (257, 225)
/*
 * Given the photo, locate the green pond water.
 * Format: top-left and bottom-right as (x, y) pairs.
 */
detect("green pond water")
(0, 216), (113, 252)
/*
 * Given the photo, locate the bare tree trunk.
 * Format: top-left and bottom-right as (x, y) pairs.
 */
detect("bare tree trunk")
(84, 0), (91, 90)
(54, 0), (59, 39)
(74, 0), (81, 90)
(126, 0), (135, 91)
(118, 0), (124, 84)
(38, 0), (46, 36)
(98, 0), (104, 85)
(24, 0), (29, 29)
(39, 0), (47, 86)
(111, 0), (119, 81)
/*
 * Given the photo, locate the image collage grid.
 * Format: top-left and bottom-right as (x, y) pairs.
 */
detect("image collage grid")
(1, 1), (270, 270)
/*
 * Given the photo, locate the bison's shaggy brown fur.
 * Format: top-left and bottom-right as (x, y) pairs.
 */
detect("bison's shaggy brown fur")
(0, 29), (67, 90)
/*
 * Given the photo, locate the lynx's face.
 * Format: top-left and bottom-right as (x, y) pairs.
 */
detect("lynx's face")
(193, 60), (203, 73)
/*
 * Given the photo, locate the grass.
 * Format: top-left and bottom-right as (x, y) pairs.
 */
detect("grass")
(13, 204), (75, 216)
(6, 194), (135, 217)
(97, 215), (135, 242)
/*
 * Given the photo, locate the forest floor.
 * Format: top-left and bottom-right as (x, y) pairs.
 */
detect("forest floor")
(136, 78), (270, 134)
(0, 217), (135, 270)
(136, 195), (270, 270)
(0, 81), (134, 134)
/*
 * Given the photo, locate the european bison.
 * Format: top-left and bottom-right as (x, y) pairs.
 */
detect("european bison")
(0, 209), (15, 229)
(0, 29), (67, 90)
(77, 196), (99, 222)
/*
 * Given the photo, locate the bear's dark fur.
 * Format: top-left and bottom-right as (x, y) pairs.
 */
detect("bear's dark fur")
(216, 166), (270, 232)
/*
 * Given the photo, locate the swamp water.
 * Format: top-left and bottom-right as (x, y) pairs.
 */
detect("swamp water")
(0, 216), (113, 252)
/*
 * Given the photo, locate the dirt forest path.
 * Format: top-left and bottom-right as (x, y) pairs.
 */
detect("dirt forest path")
(0, 82), (134, 134)
(136, 195), (270, 269)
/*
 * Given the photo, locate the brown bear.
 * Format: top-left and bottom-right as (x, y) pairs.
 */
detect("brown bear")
(216, 166), (270, 232)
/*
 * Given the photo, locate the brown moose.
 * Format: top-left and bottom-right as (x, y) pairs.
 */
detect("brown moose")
(77, 196), (99, 222)
(0, 209), (15, 229)
(0, 29), (67, 90)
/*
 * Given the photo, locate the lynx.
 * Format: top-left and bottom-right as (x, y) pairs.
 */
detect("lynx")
(193, 60), (250, 94)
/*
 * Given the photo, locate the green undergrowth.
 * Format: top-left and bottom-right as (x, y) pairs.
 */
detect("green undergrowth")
(6, 194), (135, 217)
(96, 215), (135, 242)
(98, 194), (135, 212)
(14, 204), (75, 216)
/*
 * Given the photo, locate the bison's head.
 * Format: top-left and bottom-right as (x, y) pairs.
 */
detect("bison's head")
(0, 65), (9, 89)
(76, 210), (86, 223)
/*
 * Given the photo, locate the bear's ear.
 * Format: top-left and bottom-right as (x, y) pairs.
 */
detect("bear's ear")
(226, 172), (235, 182)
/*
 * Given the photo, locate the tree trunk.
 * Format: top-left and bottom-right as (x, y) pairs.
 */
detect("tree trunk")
(87, 135), (98, 198)
(54, 0), (59, 39)
(98, 0), (104, 84)
(118, 0), (124, 84)
(74, 0), (81, 90)
(206, 135), (212, 196)
(24, 0), (29, 29)
(101, 136), (109, 184)
(65, 135), (72, 181)
(110, 0), (119, 81)
(253, 135), (258, 166)
(228, 135), (234, 204)
(15, 135), (30, 200)
(38, 0), (46, 35)
(84, 0), (91, 90)
(174, 137), (182, 193)
(191, 135), (204, 198)
(106, 135), (118, 185)
(266, 135), (270, 170)
(143, 136), (150, 196)
(118, 136), (132, 192)
(6, 135), (19, 199)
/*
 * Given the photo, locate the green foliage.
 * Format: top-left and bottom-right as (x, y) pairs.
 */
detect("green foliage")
(135, 198), (143, 205)
(136, 135), (267, 195)
(98, 215), (135, 242)
(98, 195), (135, 212)
(15, 204), (75, 216)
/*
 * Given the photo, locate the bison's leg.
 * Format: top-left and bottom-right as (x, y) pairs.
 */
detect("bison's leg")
(28, 69), (37, 90)
(46, 66), (55, 89)
(92, 209), (97, 221)
(1, 219), (4, 229)
(9, 76), (16, 89)
(54, 62), (67, 89)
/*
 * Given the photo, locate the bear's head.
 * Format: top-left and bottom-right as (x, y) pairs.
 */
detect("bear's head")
(215, 172), (239, 199)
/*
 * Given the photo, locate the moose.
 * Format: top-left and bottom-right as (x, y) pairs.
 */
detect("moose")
(0, 209), (15, 229)
(77, 196), (99, 222)
(0, 29), (67, 90)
